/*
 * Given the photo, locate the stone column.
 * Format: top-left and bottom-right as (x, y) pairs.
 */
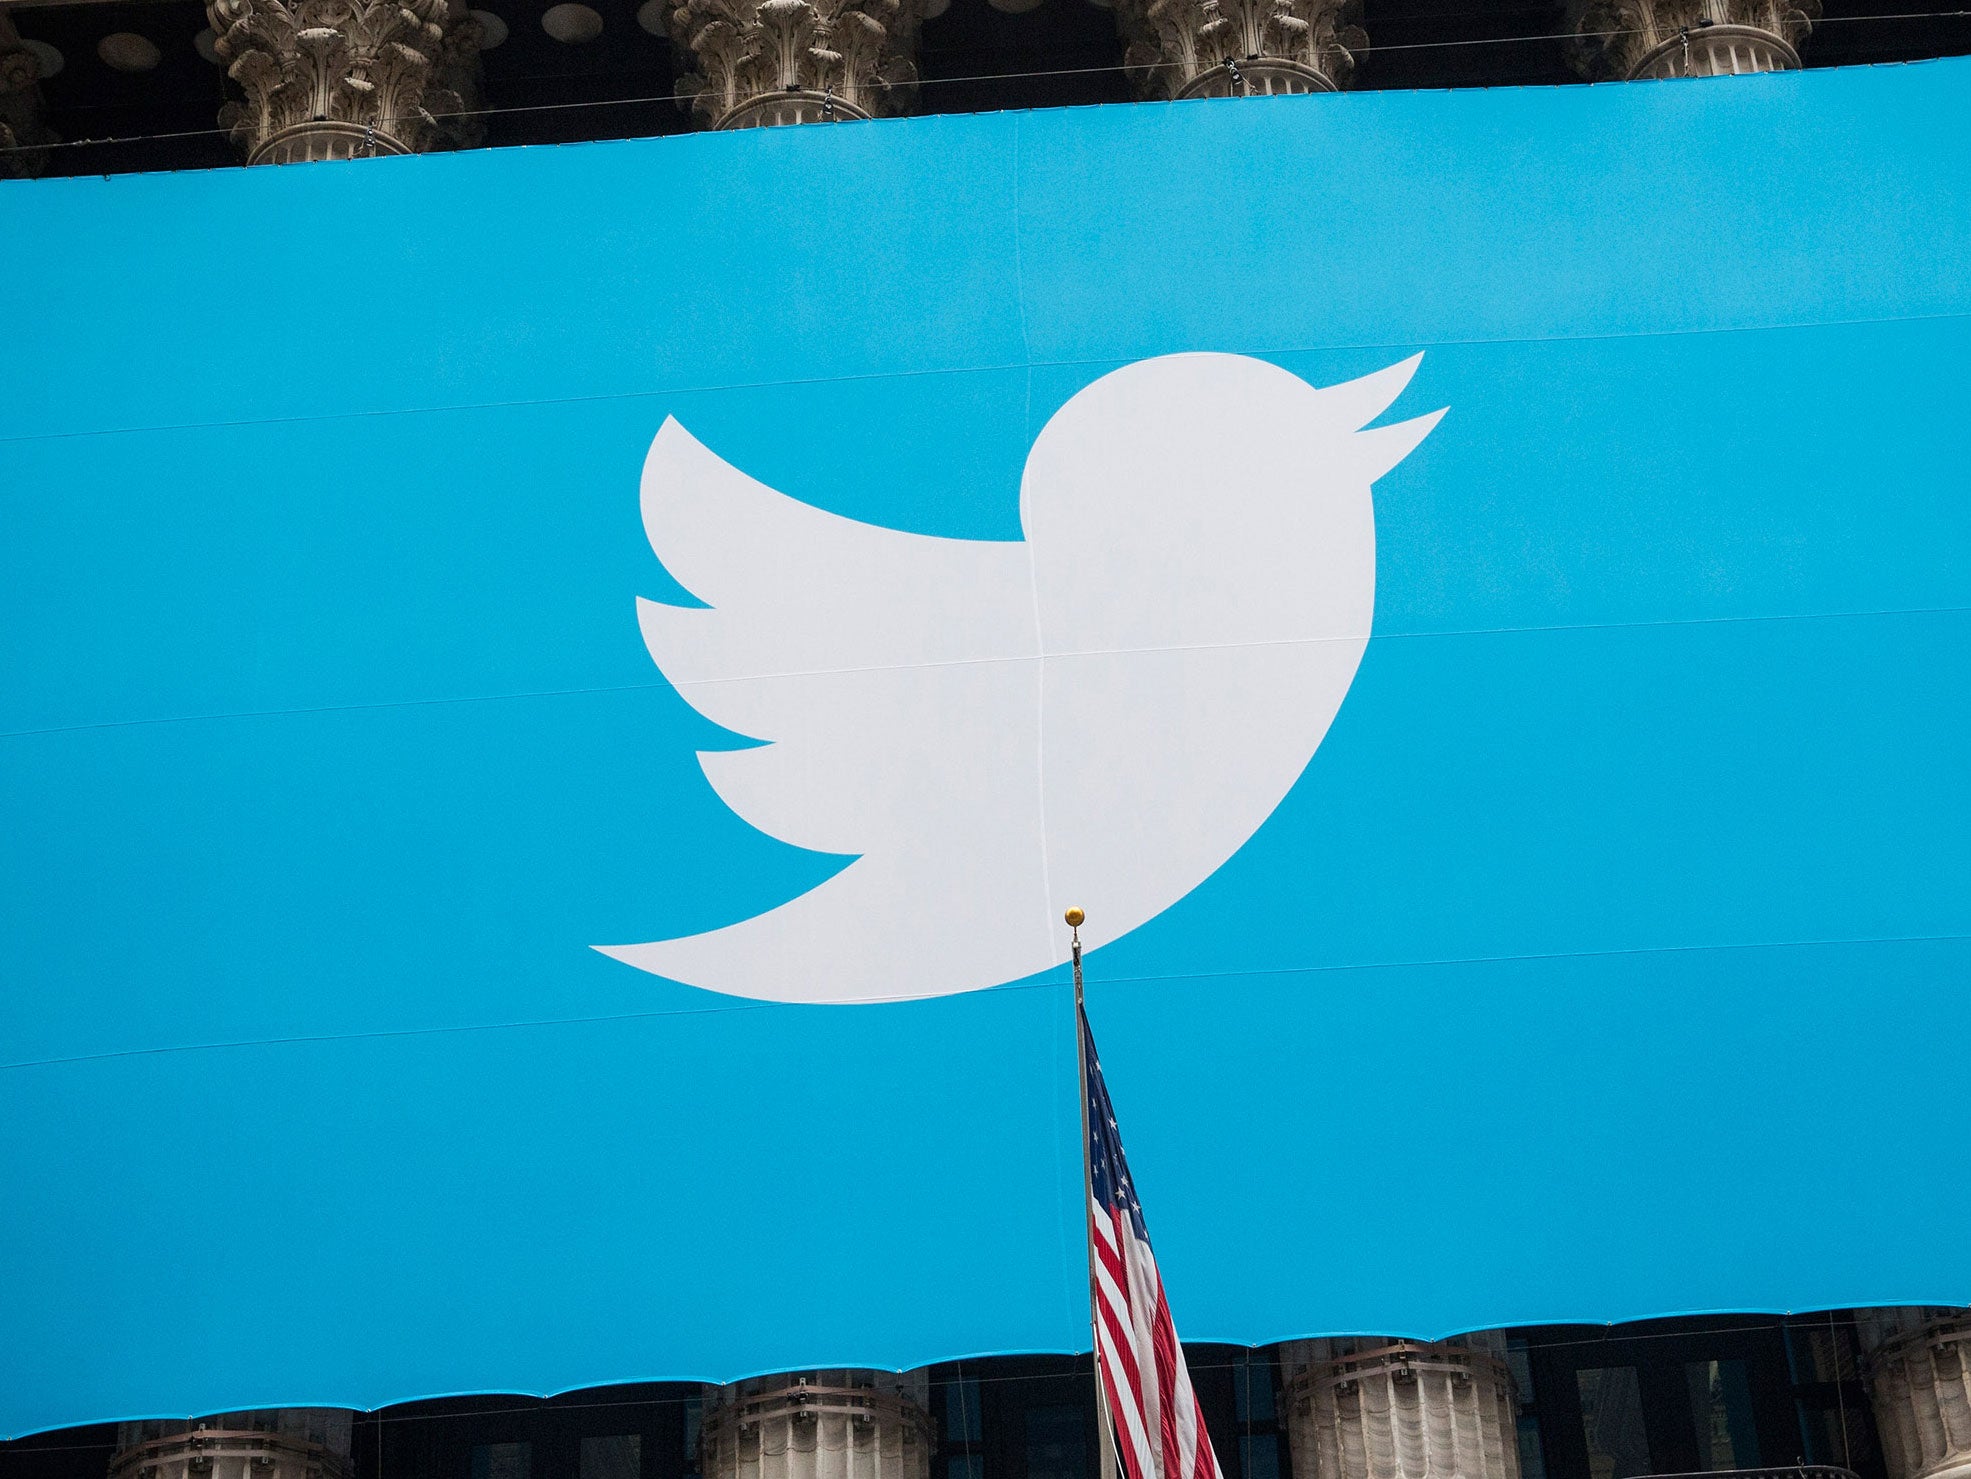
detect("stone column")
(698, 1372), (934, 1479)
(1, 10), (58, 179)
(1113, 0), (1365, 100)
(204, 0), (483, 164)
(108, 1412), (354, 1479)
(1860, 1311), (1971, 1479)
(664, 0), (921, 129)
(1567, 0), (1816, 80)
(1281, 1337), (1521, 1479)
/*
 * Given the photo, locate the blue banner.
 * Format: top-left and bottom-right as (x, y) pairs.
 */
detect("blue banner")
(2, 57), (1968, 1439)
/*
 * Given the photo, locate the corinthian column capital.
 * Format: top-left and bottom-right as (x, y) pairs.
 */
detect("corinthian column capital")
(1114, 0), (1365, 99)
(667, 0), (921, 129)
(206, 0), (484, 163)
(1567, 0), (1817, 79)
(1, 10), (58, 179)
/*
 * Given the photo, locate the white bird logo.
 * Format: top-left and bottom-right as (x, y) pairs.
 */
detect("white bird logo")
(595, 352), (1443, 1003)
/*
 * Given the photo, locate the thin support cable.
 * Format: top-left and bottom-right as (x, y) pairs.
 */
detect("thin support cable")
(2, 12), (1969, 161)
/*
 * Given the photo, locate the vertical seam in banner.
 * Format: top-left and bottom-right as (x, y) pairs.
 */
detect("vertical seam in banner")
(1008, 107), (1080, 1346)
(1009, 106), (1054, 957)
(1012, 112), (1054, 956)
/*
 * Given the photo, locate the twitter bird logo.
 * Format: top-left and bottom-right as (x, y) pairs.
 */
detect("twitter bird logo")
(596, 352), (1443, 1003)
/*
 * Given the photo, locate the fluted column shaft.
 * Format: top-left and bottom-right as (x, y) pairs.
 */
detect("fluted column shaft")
(699, 1373), (935, 1479)
(109, 1412), (354, 1479)
(1861, 1312), (1971, 1479)
(1282, 1338), (1521, 1479)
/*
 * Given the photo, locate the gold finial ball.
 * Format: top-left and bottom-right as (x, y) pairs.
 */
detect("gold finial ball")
(1064, 907), (1086, 928)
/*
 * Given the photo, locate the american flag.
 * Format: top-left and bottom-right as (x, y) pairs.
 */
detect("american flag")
(1082, 1004), (1224, 1479)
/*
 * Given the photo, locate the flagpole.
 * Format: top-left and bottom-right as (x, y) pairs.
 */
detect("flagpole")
(1067, 907), (1120, 1479)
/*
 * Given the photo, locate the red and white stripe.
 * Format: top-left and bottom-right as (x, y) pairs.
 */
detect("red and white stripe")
(1082, 1002), (1222, 1479)
(1090, 1191), (1220, 1479)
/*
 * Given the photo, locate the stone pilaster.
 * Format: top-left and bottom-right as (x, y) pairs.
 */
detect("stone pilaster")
(1281, 1337), (1521, 1479)
(205, 0), (484, 164)
(1, 11), (58, 179)
(1114, 0), (1365, 100)
(1860, 1311), (1971, 1479)
(665, 0), (921, 129)
(698, 1373), (934, 1479)
(109, 1412), (354, 1479)
(1568, 0), (1816, 79)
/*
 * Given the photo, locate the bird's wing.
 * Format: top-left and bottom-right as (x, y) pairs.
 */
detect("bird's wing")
(601, 418), (1054, 1001)
(631, 416), (1038, 855)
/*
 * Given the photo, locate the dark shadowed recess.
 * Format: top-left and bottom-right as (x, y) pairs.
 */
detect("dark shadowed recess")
(7, 0), (1969, 178)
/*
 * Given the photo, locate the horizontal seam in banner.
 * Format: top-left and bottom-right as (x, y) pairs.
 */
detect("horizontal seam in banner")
(3, 931), (1965, 1073)
(4, 602), (1966, 741)
(0, 307), (1966, 450)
